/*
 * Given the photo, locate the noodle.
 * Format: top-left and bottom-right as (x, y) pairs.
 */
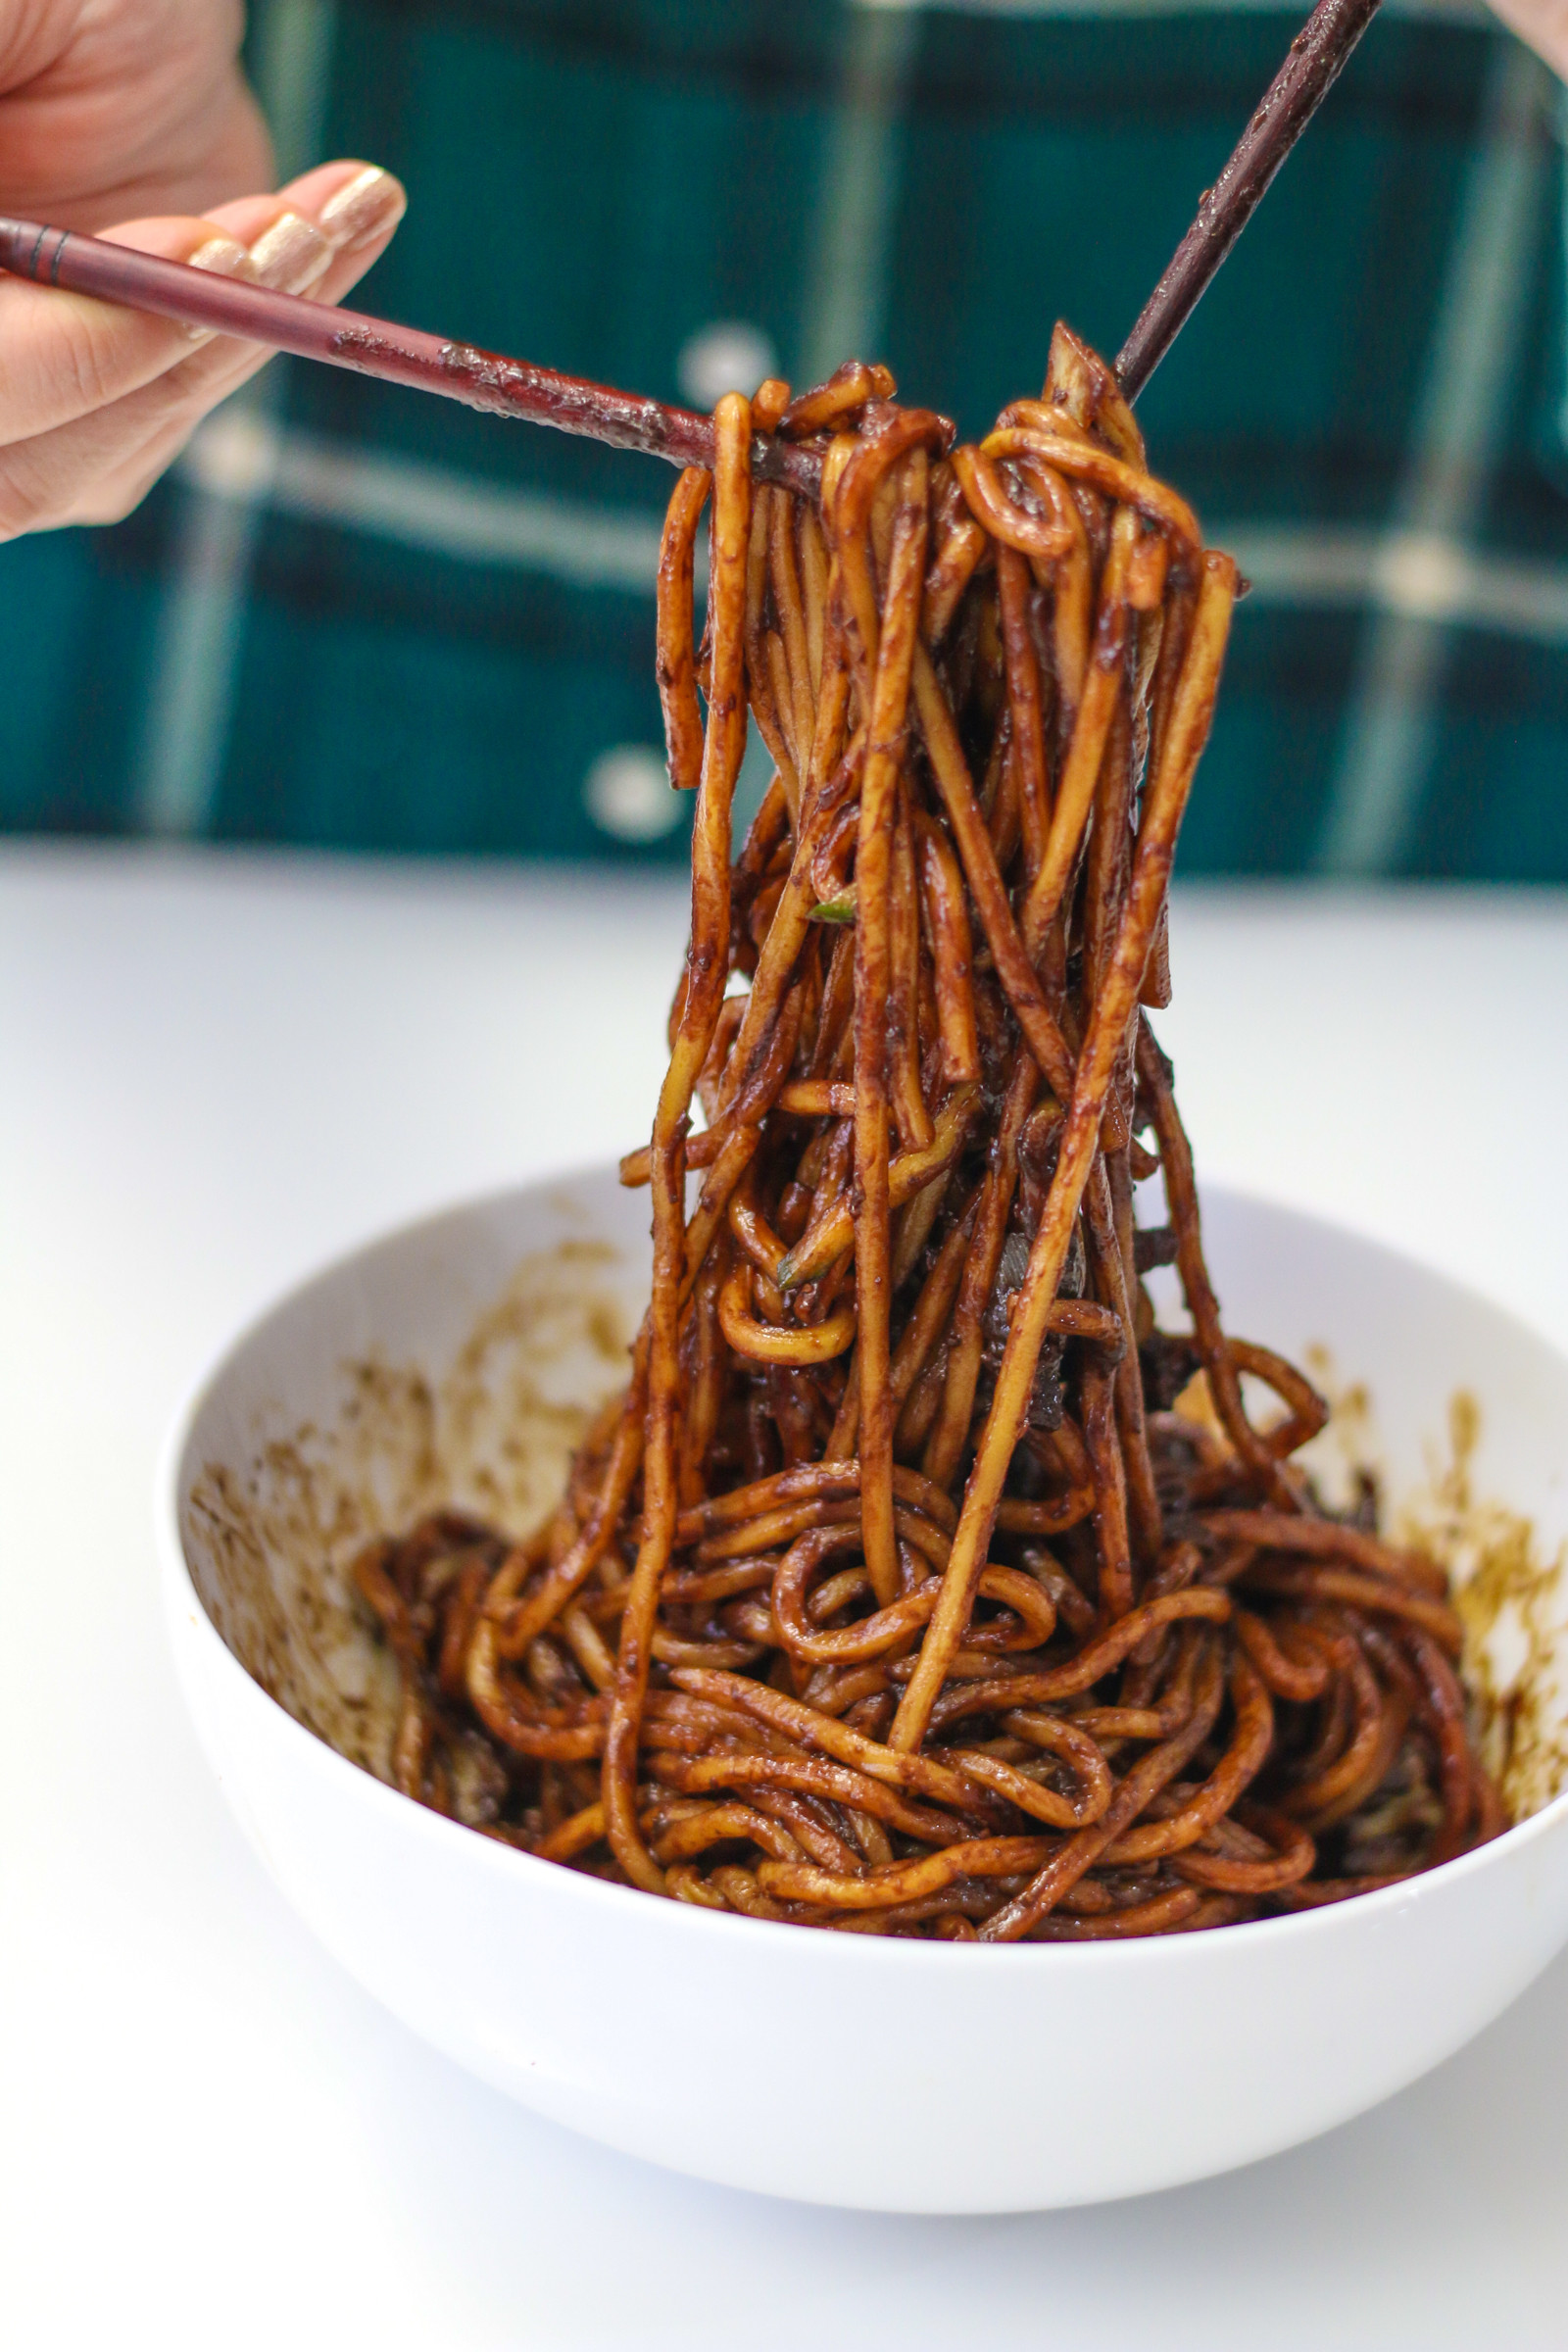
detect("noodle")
(354, 326), (1501, 1939)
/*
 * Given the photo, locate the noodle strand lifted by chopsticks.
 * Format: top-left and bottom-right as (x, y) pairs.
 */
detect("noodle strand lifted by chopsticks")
(354, 332), (1501, 1940)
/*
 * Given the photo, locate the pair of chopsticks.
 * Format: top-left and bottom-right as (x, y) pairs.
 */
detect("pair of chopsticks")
(0, 0), (1379, 487)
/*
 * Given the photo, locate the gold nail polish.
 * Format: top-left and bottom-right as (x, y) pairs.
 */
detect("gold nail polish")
(189, 235), (254, 277)
(318, 166), (407, 254)
(178, 236), (256, 340)
(249, 211), (332, 297)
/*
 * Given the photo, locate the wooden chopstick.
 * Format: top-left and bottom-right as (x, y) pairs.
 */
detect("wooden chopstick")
(0, 215), (821, 494)
(1115, 0), (1383, 399)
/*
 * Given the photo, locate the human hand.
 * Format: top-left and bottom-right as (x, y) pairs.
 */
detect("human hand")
(0, 0), (405, 534)
(1487, 0), (1568, 80)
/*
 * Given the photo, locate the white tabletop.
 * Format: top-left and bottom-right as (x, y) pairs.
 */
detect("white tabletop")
(4, 845), (1567, 2351)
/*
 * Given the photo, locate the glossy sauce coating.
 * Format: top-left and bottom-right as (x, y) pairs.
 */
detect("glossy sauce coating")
(357, 326), (1500, 1939)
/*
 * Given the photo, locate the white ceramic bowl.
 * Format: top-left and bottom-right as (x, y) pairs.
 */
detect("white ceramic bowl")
(160, 1168), (1568, 2213)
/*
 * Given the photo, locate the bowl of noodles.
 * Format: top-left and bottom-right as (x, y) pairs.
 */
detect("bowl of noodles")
(162, 340), (1568, 2208)
(161, 1166), (1568, 2211)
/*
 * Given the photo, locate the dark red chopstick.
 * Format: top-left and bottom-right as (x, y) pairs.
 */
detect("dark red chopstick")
(0, 216), (820, 495)
(1115, 0), (1382, 399)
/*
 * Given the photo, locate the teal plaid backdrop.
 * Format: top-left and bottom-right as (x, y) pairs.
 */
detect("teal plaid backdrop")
(4, 0), (1567, 877)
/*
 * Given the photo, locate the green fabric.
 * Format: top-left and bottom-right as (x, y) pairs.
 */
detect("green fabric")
(3, 0), (1566, 878)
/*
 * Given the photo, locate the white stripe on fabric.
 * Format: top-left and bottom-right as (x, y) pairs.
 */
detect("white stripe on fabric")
(134, 0), (339, 838)
(1314, 42), (1552, 875)
(175, 410), (1568, 651)
(177, 409), (667, 591)
(1227, 523), (1568, 643)
(799, 6), (918, 390)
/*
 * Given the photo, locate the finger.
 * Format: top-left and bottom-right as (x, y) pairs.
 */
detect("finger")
(44, 340), (277, 526)
(78, 163), (407, 422)
(0, 164), (407, 532)
(196, 160), (408, 306)
(0, 162), (405, 446)
(0, 216), (270, 441)
(41, 174), (405, 527)
(277, 161), (411, 262)
(1486, 0), (1568, 81)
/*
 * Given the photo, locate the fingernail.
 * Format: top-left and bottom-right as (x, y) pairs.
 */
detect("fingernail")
(180, 235), (256, 340)
(249, 210), (332, 296)
(318, 165), (407, 254)
(190, 234), (255, 277)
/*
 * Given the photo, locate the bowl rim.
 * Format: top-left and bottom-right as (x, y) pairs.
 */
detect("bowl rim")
(158, 1163), (1568, 1973)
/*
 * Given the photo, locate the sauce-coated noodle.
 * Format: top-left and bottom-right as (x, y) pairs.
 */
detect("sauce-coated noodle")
(356, 332), (1502, 1938)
